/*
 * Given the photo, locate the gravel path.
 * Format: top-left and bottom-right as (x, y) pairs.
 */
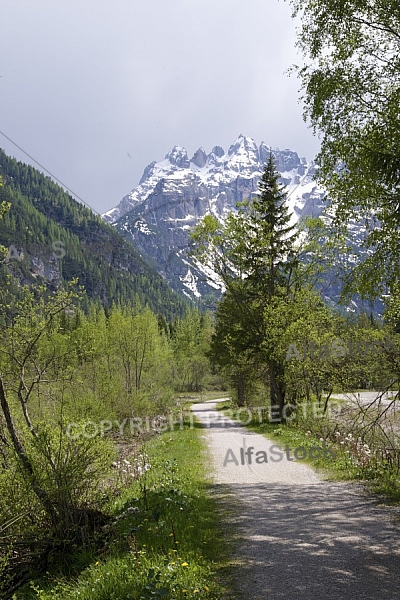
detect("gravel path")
(191, 399), (400, 600)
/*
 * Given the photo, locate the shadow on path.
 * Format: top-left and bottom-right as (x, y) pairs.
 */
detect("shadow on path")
(194, 400), (400, 599)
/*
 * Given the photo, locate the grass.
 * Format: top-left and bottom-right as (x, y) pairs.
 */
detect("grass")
(213, 400), (232, 412)
(14, 418), (233, 600)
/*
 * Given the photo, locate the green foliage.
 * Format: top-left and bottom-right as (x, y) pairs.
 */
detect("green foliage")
(0, 176), (10, 264)
(15, 423), (229, 600)
(0, 284), (118, 594)
(172, 309), (214, 392)
(0, 274), (217, 595)
(290, 0), (400, 297)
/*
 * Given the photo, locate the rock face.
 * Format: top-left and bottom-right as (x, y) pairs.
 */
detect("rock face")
(103, 134), (327, 301)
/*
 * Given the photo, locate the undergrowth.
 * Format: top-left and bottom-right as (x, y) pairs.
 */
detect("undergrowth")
(14, 419), (230, 600)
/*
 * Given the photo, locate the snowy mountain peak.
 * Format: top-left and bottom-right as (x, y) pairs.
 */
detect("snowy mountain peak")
(225, 135), (261, 174)
(102, 135), (322, 227)
(228, 133), (258, 157)
(102, 135), (327, 301)
(165, 145), (190, 168)
(191, 147), (207, 168)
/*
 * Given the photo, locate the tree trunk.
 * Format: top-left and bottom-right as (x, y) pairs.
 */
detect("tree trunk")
(0, 375), (58, 526)
(237, 373), (246, 407)
(270, 363), (286, 421)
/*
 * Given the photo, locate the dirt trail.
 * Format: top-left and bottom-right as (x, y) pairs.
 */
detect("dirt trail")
(191, 399), (400, 600)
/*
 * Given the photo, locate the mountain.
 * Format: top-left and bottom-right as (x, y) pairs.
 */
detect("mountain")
(0, 149), (189, 320)
(103, 134), (327, 303)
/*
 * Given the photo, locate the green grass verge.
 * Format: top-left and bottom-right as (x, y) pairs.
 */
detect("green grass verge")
(14, 421), (231, 600)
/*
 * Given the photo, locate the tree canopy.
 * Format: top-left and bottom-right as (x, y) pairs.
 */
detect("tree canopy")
(289, 0), (400, 297)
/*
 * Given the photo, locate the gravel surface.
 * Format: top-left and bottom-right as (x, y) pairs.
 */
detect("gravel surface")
(192, 399), (400, 600)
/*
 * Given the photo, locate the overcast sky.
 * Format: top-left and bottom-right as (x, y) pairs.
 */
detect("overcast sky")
(0, 0), (319, 214)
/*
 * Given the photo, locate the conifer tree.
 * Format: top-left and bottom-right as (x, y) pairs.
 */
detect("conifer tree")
(243, 152), (298, 297)
(191, 153), (300, 416)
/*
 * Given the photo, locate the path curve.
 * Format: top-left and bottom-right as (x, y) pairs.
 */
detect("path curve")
(191, 399), (400, 600)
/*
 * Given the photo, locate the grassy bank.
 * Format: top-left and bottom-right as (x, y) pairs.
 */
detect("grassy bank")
(14, 419), (232, 600)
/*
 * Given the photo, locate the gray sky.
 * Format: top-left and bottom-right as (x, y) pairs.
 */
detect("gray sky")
(0, 0), (319, 214)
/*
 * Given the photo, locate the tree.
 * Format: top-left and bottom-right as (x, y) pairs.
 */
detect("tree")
(172, 309), (213, 392)
(208, 290), (266, 406)
(192, 154), (300, 417)
(289, 0), (400, 297)
(0, 282), (112, 547)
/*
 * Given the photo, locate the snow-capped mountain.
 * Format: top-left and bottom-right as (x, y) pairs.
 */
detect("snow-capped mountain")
(103, 134), (327, 302)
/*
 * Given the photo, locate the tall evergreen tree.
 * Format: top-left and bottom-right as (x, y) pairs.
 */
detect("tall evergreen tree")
(191, 153), (300, 416)
(244, 152), (298, 297)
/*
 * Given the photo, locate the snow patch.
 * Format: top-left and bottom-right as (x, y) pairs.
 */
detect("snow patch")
(180, 267), (201, 298)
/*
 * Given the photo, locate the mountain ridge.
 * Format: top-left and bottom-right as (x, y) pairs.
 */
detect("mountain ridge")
(103, 134), (327, 302)
(0, 149), (190, 319)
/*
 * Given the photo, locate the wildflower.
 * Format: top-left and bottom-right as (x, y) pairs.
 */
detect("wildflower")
(181, 562), (188, 567)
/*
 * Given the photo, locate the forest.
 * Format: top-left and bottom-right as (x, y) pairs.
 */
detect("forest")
(0, 149), (189, 321)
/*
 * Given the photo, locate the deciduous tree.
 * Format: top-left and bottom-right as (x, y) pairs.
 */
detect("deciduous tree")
(289, 0), (400, 296)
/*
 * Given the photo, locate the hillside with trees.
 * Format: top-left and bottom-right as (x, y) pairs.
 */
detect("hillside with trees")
(0, 150), (189, 320)
(0, 227), (218, 595)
